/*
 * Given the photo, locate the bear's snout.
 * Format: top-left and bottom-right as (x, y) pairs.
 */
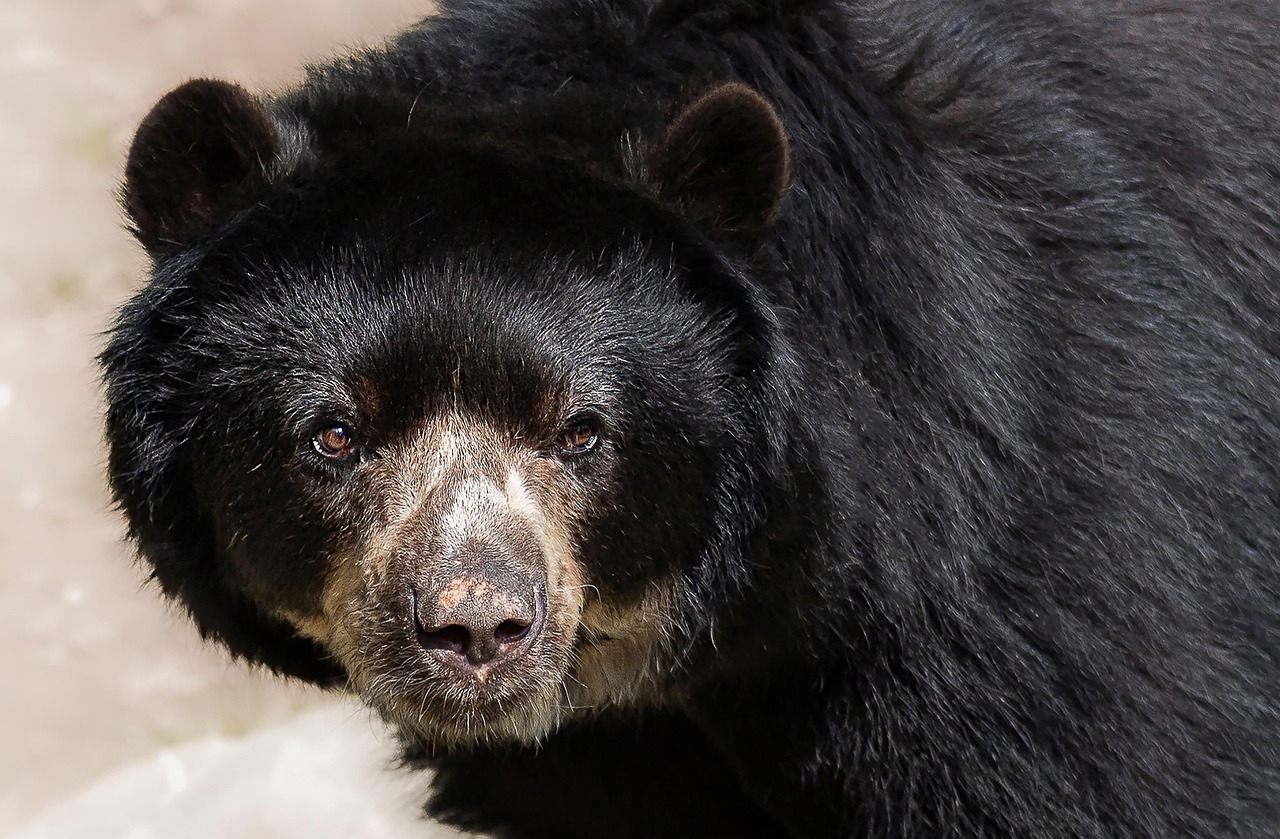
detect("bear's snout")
(413, 563), (546, 669)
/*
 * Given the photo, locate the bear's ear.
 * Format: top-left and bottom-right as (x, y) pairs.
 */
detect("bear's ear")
(124, 79), (280, 255)
(646, 82), (791, 241)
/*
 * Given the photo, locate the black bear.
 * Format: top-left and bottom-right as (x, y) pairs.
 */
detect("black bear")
(104, 0), (1280, 836)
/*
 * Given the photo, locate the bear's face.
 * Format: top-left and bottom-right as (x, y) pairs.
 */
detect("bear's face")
(106, 80), (790, 747)
(184, 237), (736, 745)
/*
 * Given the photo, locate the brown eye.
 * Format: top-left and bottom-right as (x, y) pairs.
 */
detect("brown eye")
(555, 416), (600, 458)
(313, 424), (358, 460)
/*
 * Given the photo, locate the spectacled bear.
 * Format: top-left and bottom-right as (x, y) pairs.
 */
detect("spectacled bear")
(104, 0), (1280, 836)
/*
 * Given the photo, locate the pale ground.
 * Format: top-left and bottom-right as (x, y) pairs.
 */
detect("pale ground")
(0, 1), (477, 836)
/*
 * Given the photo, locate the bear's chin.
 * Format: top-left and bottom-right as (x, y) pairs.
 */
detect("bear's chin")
(369, 677), (573, 749)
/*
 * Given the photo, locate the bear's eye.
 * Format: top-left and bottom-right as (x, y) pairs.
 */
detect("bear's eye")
(313, 424), (359, 460)
(554, 416), (600, 458)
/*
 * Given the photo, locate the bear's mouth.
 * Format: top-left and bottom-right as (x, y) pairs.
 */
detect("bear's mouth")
(324, 577), (577, 746)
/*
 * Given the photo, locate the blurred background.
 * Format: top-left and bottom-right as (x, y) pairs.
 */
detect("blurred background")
(0, 2), (476, 836)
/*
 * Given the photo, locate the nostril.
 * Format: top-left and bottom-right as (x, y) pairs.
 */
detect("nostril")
(411, 581), (546, 666)
(416, 622), (472, 656)
(493, 618), (531, 646)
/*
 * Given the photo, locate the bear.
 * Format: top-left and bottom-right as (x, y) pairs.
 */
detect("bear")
(102, 0), (1280, 836)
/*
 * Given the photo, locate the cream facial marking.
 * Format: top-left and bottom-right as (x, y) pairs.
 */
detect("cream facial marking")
(440, 477), (508, 552)
(502, 467), (579, 604)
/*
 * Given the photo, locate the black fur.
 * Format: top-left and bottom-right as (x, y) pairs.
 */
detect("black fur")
(105, 1), (1280, 836)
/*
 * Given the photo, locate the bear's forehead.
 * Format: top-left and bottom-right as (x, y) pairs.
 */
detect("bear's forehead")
(182, 249), (696, 441)
(270, 128), (652, 246)
(206, 246), (682, 361)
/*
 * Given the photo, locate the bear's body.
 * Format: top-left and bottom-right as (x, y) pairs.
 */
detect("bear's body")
(105, 1), (1280, 836)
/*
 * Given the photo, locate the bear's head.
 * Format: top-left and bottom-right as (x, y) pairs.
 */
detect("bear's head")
(105, 78), (793, 745)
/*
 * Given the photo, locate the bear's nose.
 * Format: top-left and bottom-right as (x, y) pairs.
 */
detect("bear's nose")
(413, 566), (545, 667)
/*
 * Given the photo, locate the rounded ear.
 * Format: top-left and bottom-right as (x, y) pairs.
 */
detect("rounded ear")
(645, 82), (791, 241)
(124, 79), (280, 255)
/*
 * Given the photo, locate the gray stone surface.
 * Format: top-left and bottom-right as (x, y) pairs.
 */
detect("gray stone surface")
(13, 703), (469, 839)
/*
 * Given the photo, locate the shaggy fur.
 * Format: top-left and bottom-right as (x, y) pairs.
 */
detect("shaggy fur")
(105, 1), (1280, 836)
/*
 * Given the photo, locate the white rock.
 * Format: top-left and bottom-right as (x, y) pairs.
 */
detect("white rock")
(12, 702), (474, 839)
